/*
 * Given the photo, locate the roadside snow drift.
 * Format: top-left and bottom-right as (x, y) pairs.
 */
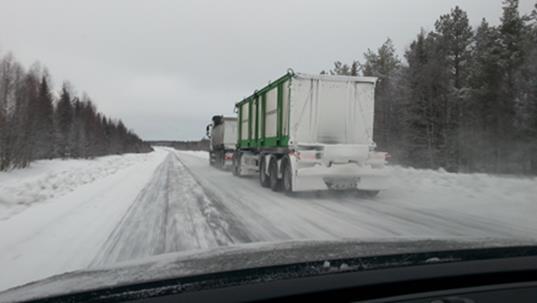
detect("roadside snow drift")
(0, 148), (169, 292)
(0, 152), (161, 220)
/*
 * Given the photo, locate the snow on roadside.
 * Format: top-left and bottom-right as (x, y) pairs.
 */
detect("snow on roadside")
(0, 152), (157, 220)
(383, 166), (537, 231)
(0, 148), (169, 292)
(387, 166), (537, 205)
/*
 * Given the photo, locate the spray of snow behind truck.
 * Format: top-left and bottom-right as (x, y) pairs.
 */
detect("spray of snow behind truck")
(231, 70), (390, 196)
(206, 115), (237, 170)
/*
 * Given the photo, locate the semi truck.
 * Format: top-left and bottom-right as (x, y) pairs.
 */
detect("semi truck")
(232, 70), (389, 195)
(206, 115), (238, 169)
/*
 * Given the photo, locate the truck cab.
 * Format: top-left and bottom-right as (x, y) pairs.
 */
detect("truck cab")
(206, 115), (238, 170)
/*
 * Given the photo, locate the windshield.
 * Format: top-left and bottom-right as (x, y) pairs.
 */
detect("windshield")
(0, 0), (536, 300)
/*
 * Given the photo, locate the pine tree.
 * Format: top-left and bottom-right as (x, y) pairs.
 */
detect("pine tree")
(350, 61), (359, 76)
(329, 61), (352, 75)
(497, 0), (526, 172)
(404, 31), (435, 167)
(435, 6), (473, 90)
(434, 6), (474, 171)
(514, 1), (537, 173)
(467, 19), (504, 172)
(362, 38), (403, 157)
(80, 97), (97, 158)
(6, 67), (40, 169)
(24, 71), (41, 165)
(0, 54), (25, 170)
(55, 83), (74, 158)
(406, 29), (452, 169)
(71, 97), (83, 158)
(35, 75), (54, 159)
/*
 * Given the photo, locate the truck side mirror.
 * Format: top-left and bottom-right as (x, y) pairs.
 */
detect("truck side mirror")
(206, 124), (212, 138)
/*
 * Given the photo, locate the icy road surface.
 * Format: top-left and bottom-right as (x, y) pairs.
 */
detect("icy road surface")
(1, 147), (536, 292)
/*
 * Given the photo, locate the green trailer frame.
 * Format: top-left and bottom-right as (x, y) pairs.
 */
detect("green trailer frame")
(235, 71), (293, 149)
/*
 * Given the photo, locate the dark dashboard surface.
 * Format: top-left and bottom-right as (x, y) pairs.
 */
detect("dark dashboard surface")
(16, 245), (537, 303)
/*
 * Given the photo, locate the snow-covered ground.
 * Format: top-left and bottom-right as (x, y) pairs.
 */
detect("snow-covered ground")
(0, 147), (536, 293)
(0, 148), (169, 292)
(0, 152), (163, 220)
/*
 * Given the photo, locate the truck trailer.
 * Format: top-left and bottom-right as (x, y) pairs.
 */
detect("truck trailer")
(232, 70), (389, 195)
(206, 115), (238, 170)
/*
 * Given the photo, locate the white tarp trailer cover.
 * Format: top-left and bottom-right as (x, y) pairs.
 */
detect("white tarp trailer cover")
(287, 73), (389, 191)
(211, 117), (238, 151)
(223, 118), (238, 150)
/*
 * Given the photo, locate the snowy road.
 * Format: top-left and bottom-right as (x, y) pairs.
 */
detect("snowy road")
(93, 148), (537, 267)
(91, 152), (250, 266)
(1, 147), (536, 291)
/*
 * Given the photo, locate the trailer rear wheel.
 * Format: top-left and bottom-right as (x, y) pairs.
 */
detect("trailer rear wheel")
(232, 152), (241, 176)
(357, 190), (380, 198)
(259, 157), (270, 188)
(269, 158), (282, 192)
(214, 151), (222, 169)
(209, 152), (214, 167)
(282, 157), (293, 193)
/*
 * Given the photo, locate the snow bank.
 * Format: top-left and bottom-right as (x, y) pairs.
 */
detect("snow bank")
(383, 166), (537, 229)
(0, 153), (157, 220)
(0, 148), (169, 292)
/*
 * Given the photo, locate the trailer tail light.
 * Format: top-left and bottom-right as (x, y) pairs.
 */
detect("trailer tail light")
(224, 152), (234, 160)
(385, 153), (392, 161)
(291, 150), (320, 161)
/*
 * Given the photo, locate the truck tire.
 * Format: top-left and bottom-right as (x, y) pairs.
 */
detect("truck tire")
(259, 156), (270, 188)
(216, 151), (224, 169)
(232, 152), (241, 176)
(282, 156), (293, 193)
(269, 157), (282, 192)
(209, 152), (214, 167)
(357, 190), (380, 198)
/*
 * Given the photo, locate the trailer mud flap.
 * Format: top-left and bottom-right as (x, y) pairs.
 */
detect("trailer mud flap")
(356, 175), (390, 191)
(292, 163), (390, 192)
(323, 177), (359, 190)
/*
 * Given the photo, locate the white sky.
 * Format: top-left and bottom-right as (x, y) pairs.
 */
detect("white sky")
(0, 0), (535, 140)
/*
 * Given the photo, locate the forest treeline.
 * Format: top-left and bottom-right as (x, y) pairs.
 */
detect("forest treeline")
(325, 0), (537, 174)
(0, 54), (152, 171)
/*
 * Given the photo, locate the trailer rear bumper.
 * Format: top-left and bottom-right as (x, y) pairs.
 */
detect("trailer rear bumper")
(209, 150), (235, 170)
(222, 159), (234, 170)
(293, 163), (390, 192)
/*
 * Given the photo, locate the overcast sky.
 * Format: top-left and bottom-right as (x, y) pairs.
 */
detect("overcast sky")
(0, 0), (535, 140)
